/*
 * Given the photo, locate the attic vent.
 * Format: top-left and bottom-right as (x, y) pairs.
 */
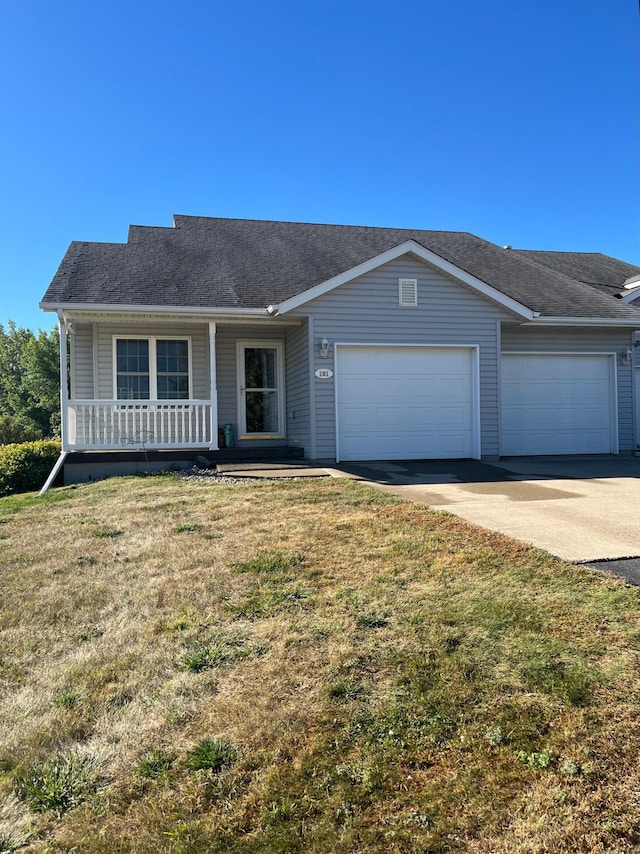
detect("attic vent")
(399, 278), (417, 307)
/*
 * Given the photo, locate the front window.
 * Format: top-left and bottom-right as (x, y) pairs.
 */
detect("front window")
(115, 337), (190, 400)
(156, 340), (189, 400)
(116, 339), (150, 399)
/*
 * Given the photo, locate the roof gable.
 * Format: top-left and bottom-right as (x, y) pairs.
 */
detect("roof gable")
(271, 240), (535, 319)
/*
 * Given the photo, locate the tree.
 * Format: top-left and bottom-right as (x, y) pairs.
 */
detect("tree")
(0, 321), (60, 440)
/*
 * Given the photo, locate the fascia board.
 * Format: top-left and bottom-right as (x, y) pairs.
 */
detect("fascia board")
(273, 240), (535, 319)
(40, 301), (269, 318)
(621, 290), (640, 304)
(525, 316), (640, 327)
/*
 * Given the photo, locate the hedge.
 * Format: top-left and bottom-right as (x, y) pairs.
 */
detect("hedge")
(0, 440), (61, 497)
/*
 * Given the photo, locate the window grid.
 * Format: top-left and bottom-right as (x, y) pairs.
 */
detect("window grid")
(114, 337), (191, 400)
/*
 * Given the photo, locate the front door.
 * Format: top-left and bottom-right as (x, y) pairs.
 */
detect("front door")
(237, 341), (285, 438)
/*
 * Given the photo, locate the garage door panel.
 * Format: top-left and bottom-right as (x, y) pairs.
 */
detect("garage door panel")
(502, 427), (611, 456)
(336, 346), (477, 462)
(339, 429), (473, 461)
(501, 354), (614, 456)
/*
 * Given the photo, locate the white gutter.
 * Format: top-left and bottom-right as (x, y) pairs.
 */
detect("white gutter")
(40, 302), (270, 317)
(524, 316), (640, 327)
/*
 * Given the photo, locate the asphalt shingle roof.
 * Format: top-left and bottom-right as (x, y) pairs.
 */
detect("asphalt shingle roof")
(513, 249), (640, 298)
(41, 215), (640, 320)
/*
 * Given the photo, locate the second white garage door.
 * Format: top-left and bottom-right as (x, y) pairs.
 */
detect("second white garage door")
(501, 353), (617, 456)
(335, 345), (479, 462)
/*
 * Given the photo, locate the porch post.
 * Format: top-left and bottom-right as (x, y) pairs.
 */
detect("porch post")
(209, 321), (219, 450)
(57, 310), (69, 452)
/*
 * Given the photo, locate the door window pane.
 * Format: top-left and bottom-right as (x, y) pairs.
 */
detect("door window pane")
(246, 391), (279, 433)
(245, 348), (277, 389)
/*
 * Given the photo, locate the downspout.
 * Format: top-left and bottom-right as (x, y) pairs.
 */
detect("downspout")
(39, 450), (69, 496)
(40, 311), (70, 495)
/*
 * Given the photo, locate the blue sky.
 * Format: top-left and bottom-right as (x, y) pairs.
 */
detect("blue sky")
(0, 0), (638, 331)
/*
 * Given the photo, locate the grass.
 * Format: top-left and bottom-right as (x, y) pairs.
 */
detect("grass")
(14, 750), (105, 817)
(184, 738), (237, 772)
(1, 475), (640, 851)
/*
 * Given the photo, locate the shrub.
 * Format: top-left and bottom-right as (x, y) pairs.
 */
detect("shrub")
(0, 440), (61, 497)
(0, 415), (41, 445)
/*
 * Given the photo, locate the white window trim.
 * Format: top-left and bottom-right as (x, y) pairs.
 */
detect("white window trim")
(236, 339), (286, 439)
(112, 335), (193, 400)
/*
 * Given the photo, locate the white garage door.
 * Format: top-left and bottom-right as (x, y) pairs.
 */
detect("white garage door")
(501, 354), (616, 456)
(335, 345), (478, 462)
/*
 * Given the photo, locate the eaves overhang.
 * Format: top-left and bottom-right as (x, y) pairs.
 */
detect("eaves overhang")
(269, 240), (536, 320)
(524, 316), (640, 327)
(40, 301), (270, 319)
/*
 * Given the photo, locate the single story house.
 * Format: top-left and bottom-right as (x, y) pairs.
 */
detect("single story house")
(40, 215), (640, 485)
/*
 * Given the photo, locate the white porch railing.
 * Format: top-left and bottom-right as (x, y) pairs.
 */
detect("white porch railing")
(66, 400), (213, 450)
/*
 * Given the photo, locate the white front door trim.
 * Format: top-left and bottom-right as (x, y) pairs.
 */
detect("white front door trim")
(236, 339), (286, 439)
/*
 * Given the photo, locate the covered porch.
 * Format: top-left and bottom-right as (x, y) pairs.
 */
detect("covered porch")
(56, 309), (309, 455)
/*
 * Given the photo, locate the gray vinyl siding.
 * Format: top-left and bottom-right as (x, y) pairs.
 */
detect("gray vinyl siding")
(501, 325), (636, 451)
(285, 321), (310, 451)
(72, 323), (95, 399)
(289, 257), (515, 459)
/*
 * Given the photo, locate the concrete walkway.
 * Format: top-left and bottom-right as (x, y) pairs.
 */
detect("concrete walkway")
(215, 461), (332, 478)
(330, 456), (640, 563)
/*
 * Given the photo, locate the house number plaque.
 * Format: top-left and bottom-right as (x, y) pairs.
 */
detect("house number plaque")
(315, 368), (333, 379)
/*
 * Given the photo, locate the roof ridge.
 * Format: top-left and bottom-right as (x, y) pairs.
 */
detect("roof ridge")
(171, 213), (475, 237)
(514, 248), (604, 257)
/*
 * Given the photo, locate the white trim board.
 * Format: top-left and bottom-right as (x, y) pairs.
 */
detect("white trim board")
(236, 339), (286, 440)
(525, 316), (640, 327)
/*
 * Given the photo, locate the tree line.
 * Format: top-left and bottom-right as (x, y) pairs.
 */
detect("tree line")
(0, 321), (60, 444)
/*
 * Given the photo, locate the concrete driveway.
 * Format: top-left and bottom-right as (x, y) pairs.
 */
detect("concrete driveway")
(331, 456), (640, 563)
